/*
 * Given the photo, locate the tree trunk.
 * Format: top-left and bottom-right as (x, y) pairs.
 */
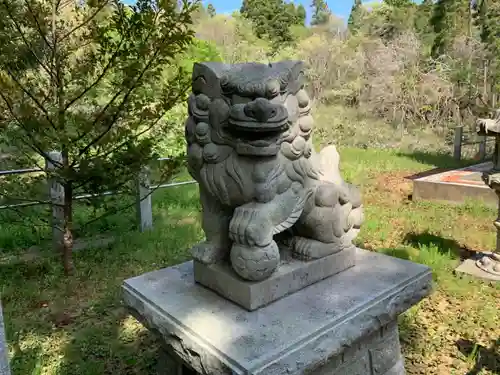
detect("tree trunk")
(62, 180), (74, 275)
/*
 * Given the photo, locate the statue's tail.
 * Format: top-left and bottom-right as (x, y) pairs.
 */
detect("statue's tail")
(318, 145), (364, 244)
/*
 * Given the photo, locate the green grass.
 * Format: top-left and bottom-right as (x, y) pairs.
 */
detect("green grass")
(1, 147), (500, 375)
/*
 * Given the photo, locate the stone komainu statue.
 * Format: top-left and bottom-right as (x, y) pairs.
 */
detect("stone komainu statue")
(185, 61), (364, 282)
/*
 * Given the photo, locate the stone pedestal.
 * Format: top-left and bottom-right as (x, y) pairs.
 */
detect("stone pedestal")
(123, 249), (432, 375)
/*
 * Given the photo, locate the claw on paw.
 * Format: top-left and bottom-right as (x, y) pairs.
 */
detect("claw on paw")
(292, 236), (343, 261)
(191, 241), (227, 264)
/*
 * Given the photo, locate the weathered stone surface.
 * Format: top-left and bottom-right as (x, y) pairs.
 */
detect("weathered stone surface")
(185, 61), (364, 282)
(123, 248), (432, 375)
(194, 247), (354, 310)
(314, 321), (404, 375)
(0, 303), (10, 375)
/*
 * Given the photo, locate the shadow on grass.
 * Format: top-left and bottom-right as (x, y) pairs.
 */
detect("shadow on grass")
(402, 231), (466, 260)
(377, 247), (413, 261)
(456, 338), (500, 375)
(397, 150), (480, 171)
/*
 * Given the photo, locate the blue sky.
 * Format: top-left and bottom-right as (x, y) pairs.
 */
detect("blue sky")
(201, 0), (378, 22)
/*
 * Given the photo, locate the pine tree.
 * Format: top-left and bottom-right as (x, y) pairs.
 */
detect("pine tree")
(431, 0), (471, 57)
(207, 3), (216, 17)
(347, 0), (363, 34)
(296, 4), (307, 25)
(474, 0), (500, 97)
(241, 0), (296, 47)
(311, 0), (331, 25)
(0, 0), (196, 274)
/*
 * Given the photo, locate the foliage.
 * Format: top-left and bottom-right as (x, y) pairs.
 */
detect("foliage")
(347, 0), (363, 35)
(0, 0), (197, 274)
(430, 0), (472, 58)
(207, 2), (216, 17)
(310, 0), (331, 26)
(240, 0), (298, 51)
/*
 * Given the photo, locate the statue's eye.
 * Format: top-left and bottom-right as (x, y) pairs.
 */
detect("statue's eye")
(266, 79), (280, 98)
(232, 95), (252, 105)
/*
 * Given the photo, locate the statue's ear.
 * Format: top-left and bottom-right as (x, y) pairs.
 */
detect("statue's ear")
(269, 60), (305, 94)
(192, 62), (228, 98)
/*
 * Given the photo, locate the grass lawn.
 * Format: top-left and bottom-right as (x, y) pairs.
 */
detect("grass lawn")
(1, 147), (499, 375)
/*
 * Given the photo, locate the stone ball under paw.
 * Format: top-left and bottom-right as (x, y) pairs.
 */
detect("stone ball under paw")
(230, 242), (280, 281)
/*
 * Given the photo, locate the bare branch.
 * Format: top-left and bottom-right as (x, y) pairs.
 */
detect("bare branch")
(76, 164), (186, 230)
(74, 45), (166, 160)
(64, 36), (126, 110)
(0, 204), (52, 226)
(72, 81), (188, 172)
(1, 0), (56, 81)
(70, 97), (184, 191)
(58, 0), (110, 43)
(0, 90), (52, 159)
(22, 0), (53, 51)
(3, 67), (57, 129)
(0, 194), (51, 206)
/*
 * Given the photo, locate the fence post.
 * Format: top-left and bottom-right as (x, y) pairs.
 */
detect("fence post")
(136, 166), (153, 232)
(478, 135), (487, 161)
(45, 151), (64, 252)
(453, 126), (463, 161)
(0, 300), (10, 375)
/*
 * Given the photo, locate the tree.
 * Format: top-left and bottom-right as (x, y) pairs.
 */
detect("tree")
(311, 0), (331, 26)
(473, 0), (500, 100)
(0, 0), (196, 274)
(385, 0), (412, 7)
(296, 4), (307, 25)
(207, 3), (216, 17)
(240, 0), (296, 49)
(348, 0), (363, 34)
(414, 0), (435, 45)
(430, 0), (472, 57)
(285, 2), (306, 26)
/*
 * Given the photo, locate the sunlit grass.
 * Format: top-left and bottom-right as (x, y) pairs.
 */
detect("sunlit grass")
(1, 147), (499, 374)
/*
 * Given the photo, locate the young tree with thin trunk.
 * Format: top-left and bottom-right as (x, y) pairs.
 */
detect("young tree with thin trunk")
(0, 0), (197, 274)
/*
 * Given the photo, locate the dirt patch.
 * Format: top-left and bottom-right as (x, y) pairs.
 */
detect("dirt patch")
(373, 171), (414, 202)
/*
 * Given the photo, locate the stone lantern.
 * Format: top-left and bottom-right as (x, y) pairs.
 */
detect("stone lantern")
(476, 109), (500, 276)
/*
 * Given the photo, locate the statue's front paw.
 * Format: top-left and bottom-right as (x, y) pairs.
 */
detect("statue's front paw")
(191, 241), (227, 264)
(229, 207), (273, 247)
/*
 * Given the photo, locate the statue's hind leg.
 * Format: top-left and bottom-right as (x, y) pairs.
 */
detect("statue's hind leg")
(292, 183), (363, 261)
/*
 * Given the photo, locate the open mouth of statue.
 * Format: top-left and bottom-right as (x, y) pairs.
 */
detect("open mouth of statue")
(227, 119), (289, 147)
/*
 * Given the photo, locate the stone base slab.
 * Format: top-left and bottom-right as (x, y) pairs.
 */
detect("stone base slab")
(411, 162), (497, 207)
(194, 248), (355, 311)
(455, 252), (500, 281)
(123, 248), (432, 375)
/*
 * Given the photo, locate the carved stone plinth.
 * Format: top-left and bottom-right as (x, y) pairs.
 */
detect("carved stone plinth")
(123, 249), (432, 375)
(194, 247), (354, 311)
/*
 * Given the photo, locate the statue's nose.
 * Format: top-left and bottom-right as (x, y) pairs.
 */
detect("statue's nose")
(243, 98), (277, 122)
